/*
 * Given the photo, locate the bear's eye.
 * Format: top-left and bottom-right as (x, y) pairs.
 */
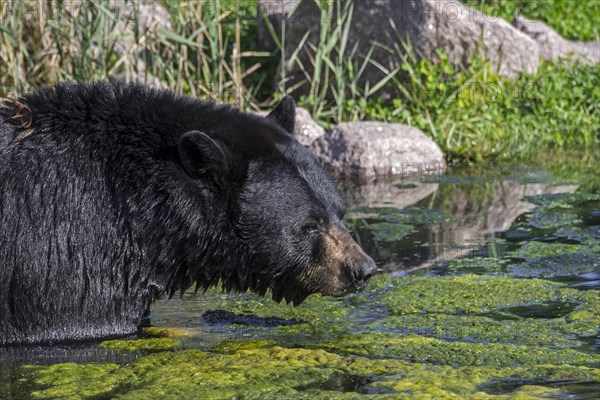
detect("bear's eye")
(303, 218), (324, 234)
(303, 223), (320, 234)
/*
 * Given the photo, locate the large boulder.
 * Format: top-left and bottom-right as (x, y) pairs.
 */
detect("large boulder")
(257, 0), (297, 53)
(383, 0), (540, 77)
(258, 0), (540, 96)
(108, 0), (172, 87)
(310, 122), (446, 178)
(513, 16), (600, 65)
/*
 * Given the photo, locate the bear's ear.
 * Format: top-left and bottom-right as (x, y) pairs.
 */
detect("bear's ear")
(178, 131), (231, 180)
(267, 96), (295, 134)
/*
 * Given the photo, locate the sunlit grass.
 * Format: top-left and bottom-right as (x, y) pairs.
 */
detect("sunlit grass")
(0, 0), (598, 163)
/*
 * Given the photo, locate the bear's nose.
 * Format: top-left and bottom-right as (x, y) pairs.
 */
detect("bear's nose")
(352, 257), (378, 284)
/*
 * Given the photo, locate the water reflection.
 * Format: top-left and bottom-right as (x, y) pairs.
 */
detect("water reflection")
(341, 172), (579, 273)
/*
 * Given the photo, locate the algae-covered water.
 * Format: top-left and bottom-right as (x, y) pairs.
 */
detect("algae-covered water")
(1, 149), (599, 399)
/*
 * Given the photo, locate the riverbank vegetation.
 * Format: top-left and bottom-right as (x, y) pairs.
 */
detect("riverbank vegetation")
(1, 0), (598, 163)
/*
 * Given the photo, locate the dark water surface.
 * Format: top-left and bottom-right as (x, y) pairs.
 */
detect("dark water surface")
(1, 149), (598, 399)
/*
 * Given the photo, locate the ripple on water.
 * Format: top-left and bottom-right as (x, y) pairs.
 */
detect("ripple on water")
(478, 378), (600, 399)
(479, 300), (581, 321)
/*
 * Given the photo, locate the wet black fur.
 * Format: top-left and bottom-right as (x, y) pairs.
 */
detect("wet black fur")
(0, 82), (345, 345)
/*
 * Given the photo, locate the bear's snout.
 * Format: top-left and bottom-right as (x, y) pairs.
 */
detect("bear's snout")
(350, 257), (377, 290)
(311, 225), (378, 297)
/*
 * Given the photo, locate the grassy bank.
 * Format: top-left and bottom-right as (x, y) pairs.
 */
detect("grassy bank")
(472, 0), (600, 41)
(0, 0), (598, 163)
(345, 58), (600, 162)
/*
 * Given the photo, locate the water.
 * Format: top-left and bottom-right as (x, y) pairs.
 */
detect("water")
(1, 149), (598, 399)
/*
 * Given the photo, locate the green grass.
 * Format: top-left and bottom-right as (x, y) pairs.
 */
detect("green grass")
(338, 56), (600, 163)
(470, 0), (600, 41)
(0, 0), (269, 108)
(1, 0), (598, 164)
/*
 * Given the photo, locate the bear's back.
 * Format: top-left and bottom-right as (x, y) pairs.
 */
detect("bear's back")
(3, 83), (223, 147)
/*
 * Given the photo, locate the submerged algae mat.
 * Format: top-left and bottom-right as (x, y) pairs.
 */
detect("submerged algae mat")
(13, 272), (600, 399)
(17, 345), (600, 399)
(5, 157), (600, 399)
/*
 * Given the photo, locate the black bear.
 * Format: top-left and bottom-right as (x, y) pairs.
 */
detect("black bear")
(0, 82), (376, 345)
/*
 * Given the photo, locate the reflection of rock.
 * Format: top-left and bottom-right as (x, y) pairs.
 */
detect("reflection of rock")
(311, 122), (446, 178)
(253, 107), (325, 147)
(513, 16), (600, 66)
(437, 183), (579, 243)
(340, 177), (438, 210)
(359, 182), (578, 273)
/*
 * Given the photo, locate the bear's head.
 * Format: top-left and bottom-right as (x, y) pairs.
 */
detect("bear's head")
(177, 97), (377, 305)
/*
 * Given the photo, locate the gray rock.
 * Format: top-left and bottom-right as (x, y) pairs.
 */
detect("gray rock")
(293, 108), (326, 146)
(257, 0), (298, 53)
(513, 15), (600, 65)
(112, 0), (172, 50)
(254, 107), (325, 146)
(108, 0), (172, 87)
(397, 0), (540, 77)
(310, 122), (446, 178)
(258, 0), (540, 96)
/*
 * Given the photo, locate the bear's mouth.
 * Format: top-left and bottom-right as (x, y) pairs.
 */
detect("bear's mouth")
(322, 279), (369, 297)
(351, 279), (369, 292)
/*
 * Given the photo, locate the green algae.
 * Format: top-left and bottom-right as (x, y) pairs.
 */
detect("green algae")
(515, 241), (586, 258)
(519, 195), (597, 241)
(379, 275), (572, 315)
(522, 192), (600, 208)
(527, 207), (581, 229)
(367, 274), (600, 342)
(346, 206), (454, 225)
(555, 226), (600, 246)
(211, 339), (276, 354)
(366, 314), (582, 348)
(367, 222), (415, 242)
(205, 291), (352, 335)
(19, 273), (600, 399)
(24, 345), (600, 400)
(508, 241), (600, 278)
(371, 364), (600, 400)
(99, 337), (180, 351)
(394, 183), (418, 189)
(28, 363), (122, 399)
(565, 290), (600, 337)
(344, 206), (455, 243)
(316, 333), (600, 367)
(197, 272), (599, 351)
(441, 257), (508, 274)
(143, 326), (196, 338)
(26, 347), (395, 399)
